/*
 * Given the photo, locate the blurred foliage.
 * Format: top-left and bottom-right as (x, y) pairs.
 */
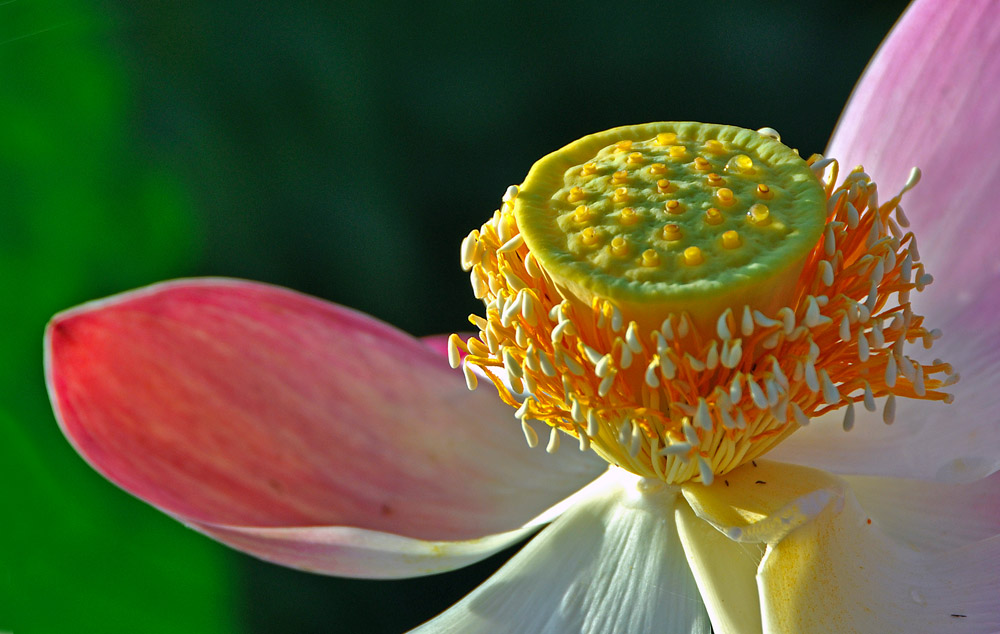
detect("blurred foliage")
(4, 0), (909, 631)
(0, 0), (233, 632)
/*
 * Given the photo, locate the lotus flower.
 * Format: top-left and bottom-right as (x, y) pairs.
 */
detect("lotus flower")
(45, 0), (1000, 631)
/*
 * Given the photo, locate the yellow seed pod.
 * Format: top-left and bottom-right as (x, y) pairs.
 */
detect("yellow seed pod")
(704, 139), (725, 154)
(728, 154), (755, 174)
(656, 132), (677, 145)
(748, 203), (771, 225)
(662, 223), (682, 241)
(704, 207), (723, 225)
(514, 122), (826, 336)
(722, 229), (741, 249)
(683, 246), (704, 265)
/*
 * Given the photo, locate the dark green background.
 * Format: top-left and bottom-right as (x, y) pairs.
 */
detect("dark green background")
(3, 1), (909, 631)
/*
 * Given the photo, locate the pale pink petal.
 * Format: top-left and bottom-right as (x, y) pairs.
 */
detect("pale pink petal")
(46, 279), (604, 567)
(827, 0), (1000, 321)
(187, 522), (540, 579)
(845, 470), (1000, 552)
(187, 470), (614, 579)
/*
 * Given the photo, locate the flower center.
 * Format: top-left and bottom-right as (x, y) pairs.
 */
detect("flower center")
(514, 123), (826, 339)
(452, 122), (956, 485)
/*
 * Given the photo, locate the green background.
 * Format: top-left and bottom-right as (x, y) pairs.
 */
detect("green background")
(2, 1), (909, 631)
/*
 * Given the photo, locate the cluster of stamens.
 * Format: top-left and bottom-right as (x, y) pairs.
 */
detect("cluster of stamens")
(450, 123), (955, 485)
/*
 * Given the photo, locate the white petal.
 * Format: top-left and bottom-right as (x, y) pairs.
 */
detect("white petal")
(683, 460), (1000, 633)
(413, 468), (711, 633)
(844, 470), (1000, 552)
(675, 502), (764, 634)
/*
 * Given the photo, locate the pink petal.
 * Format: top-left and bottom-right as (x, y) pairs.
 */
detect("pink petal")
(46, 279), (604, 557)
(789, 0), (1000, 482)
(420, 333), (476, 369)
(421, 334), (455, 360)
(827, 0), (1000, 321)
